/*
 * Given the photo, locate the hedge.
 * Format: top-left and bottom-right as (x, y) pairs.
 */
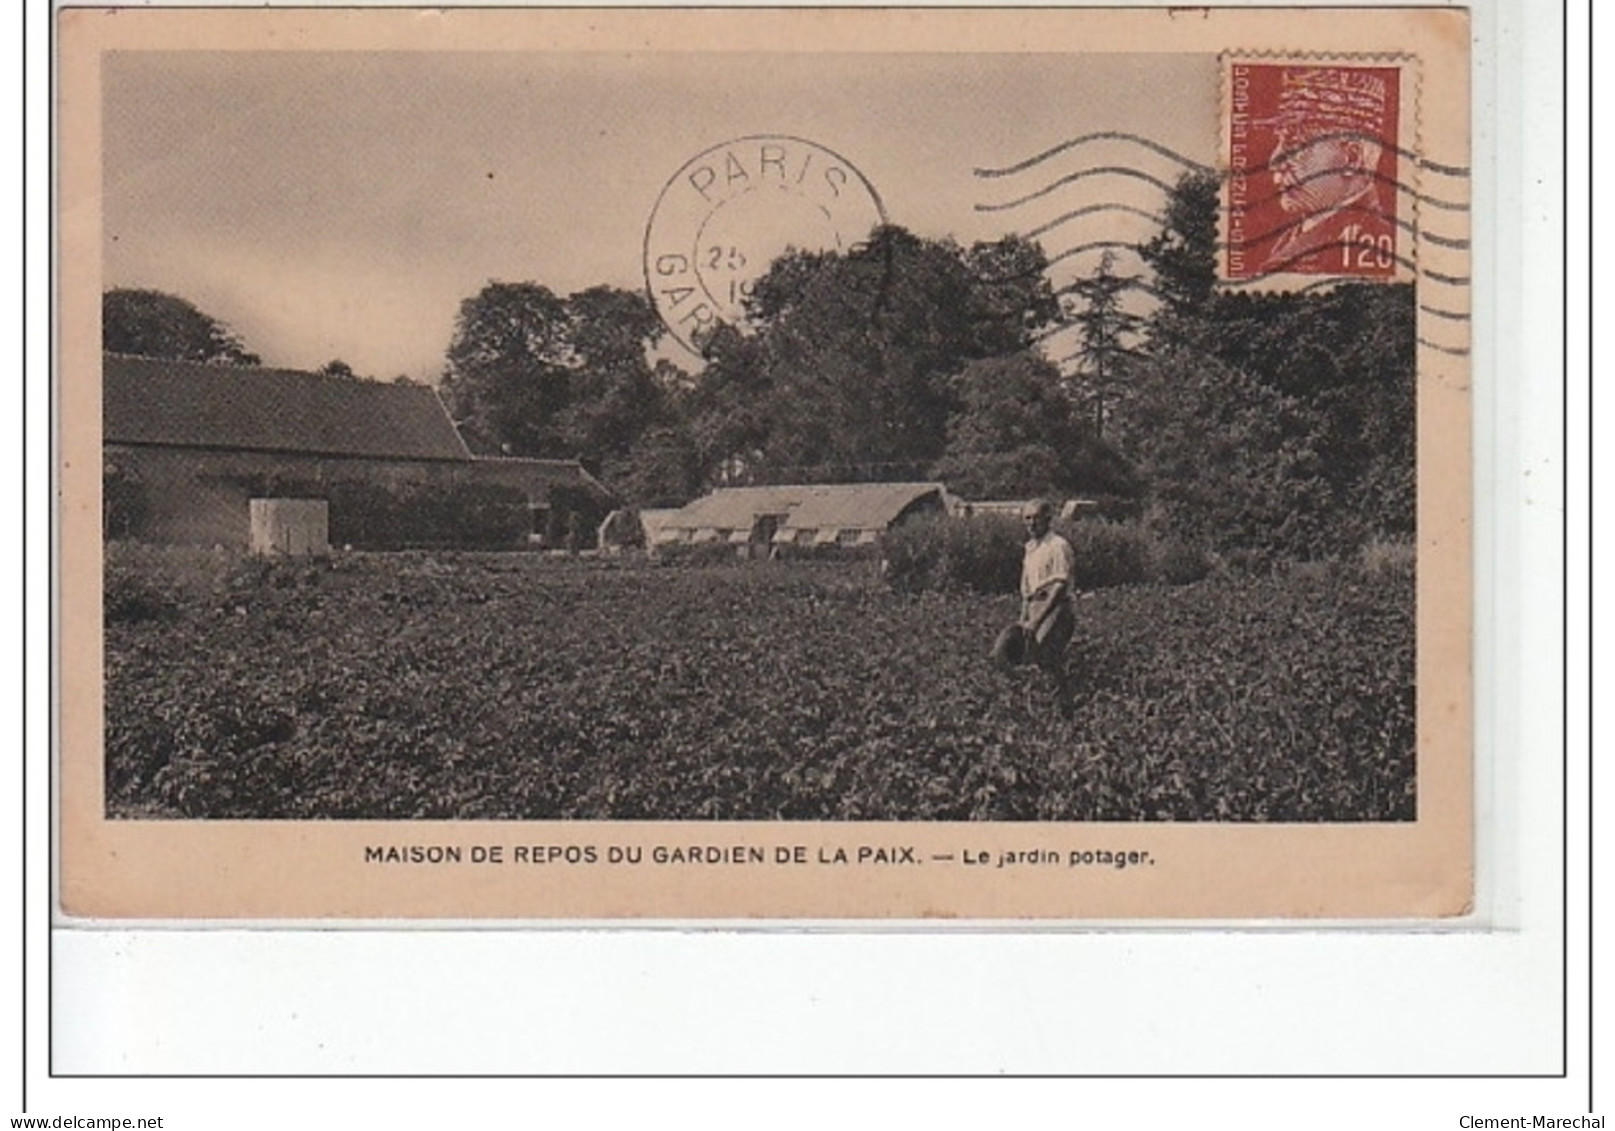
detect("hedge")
(325, 480), (530, 550)
(882, 514), (1208, 595)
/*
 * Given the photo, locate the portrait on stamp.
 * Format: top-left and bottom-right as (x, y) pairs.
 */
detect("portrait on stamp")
(59, 8), (1471, 919)
(1227, 63), (1403, 278)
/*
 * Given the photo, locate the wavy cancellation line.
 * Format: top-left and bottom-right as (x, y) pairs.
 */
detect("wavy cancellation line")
(977, 242), (1473, 318)
(970, 219), (1470, 315)
(975, 166), (1183, 213)
(1284, 277), (1470, 321)
(1220, 166), (1468, 218)
(1035, 263), (1470, 328)
(1416, 303), (1471, 323)
(1016, 199), (1470, 253)
(971, 237), (1467, 297)
(972, 129), (1470, 182)
(1416, 337), (1470, 357)
(1037, 321), (1470, 362)
(1015, 202), (1171, 242)
(973, 131), (1216, 180)
(1046, 272), (1164, 304)
(977, 162), (1469, 219)
(1031, 238), (1467, 289)
(1036, 312), (1470, 358)
(1033, 240), (1156, 278)
(1037, 319), (1470, 362)
(1222, 243), (1467, 288)
(1218, 203), (1469, 254)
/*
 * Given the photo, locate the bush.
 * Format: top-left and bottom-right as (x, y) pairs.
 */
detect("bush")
(883, 514), (1203, 595)
(1088, 493), (1146, 523)
(1061, 520), (1156, 590)
(1151, 536), (1213, 585)
(881, 513), (1023, 595)
(203, 473), (531, 551)
(103, 570), (178, 625)
(326, 480), (530, 550)
(651, 541), (744, 567)
(103, 543), (339, 629)
(103, 543), (212, 624)
(1116, 347), (1342, 562)
(768, 541), (882, 564)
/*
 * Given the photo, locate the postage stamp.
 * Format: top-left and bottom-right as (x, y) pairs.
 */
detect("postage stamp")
(56, 7), (1472, 921)
(1225, 61), (1406, 279)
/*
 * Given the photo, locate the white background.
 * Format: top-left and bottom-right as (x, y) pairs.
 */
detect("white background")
(14, 0), (1597, 1125)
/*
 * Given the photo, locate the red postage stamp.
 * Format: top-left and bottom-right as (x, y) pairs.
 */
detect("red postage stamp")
(1225, 62), (1402, 279)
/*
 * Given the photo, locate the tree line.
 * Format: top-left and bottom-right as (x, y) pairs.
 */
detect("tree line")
(104, 171), (1415, 562)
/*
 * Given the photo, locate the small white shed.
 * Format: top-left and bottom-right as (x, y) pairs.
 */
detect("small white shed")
(249, 498), (330, 557)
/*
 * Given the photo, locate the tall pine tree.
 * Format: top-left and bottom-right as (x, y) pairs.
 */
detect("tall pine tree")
(1061, 250), (1145, 439)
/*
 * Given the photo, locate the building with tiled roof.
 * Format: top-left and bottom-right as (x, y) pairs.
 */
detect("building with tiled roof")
(102, 354), (611, 547)
(104, 354), (473, 462)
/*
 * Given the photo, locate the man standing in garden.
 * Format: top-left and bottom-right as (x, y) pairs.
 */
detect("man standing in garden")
(1019, 499), (1077, 717)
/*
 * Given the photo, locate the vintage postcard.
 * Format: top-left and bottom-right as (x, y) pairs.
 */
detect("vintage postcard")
(57, 6), (1472, 920)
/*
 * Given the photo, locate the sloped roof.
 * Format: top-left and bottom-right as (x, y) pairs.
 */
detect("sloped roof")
(664, 486), (809, 531)
(638, 508), (684, 540)
(468, 455), (614, 503)
(103, 354), (471, 462)
(785, 482), (945, 530)
(664, 482), (946, 533)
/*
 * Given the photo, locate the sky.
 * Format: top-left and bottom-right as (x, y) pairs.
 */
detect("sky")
(103, 50), (1217, 381)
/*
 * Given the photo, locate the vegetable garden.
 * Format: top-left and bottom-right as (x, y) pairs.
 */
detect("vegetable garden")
(104, 546), (1415, 822)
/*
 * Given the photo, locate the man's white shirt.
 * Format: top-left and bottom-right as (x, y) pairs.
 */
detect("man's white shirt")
(1022, 532), (1075, 597)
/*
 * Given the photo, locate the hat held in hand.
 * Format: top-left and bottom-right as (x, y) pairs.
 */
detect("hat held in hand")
(990, 622), (1028, 669)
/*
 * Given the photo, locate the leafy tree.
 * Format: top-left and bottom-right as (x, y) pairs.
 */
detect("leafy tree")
(960, 235), (1063, 356)
(572, 287), (662, 363)
(1188, 283), (1416, 540)
(1061, 251), (1145, 438)
(684, 322), (774, 485)
(553, 286), (668, 473)
(932, 352), (1137, 501)
(650, 357), (697, 398)
(610, 423), (704, 508)
(1136, 171), (1220, 341)
(1120, 172), (1416, 554)
(687, 226), (1058, 484)
(442, 282), (673, 470)
(1112, 345), (1336, 561)
(440, 282), (573, 456)
(440, 228), (1060, 495)
(103, 288), (260, 365)
(742, 249), (831, 327)
(1202, 284), (1412, 398)
(317, 358), (359, 381)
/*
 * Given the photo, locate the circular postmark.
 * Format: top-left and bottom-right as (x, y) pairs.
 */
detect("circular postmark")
(643, 135), (887, 353)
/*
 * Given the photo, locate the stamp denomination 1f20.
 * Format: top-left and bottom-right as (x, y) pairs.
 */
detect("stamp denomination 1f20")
(1226, 62), (1402, 280)
(643, 135), (887, 353)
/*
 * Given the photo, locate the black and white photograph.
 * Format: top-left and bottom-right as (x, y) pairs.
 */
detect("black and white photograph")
(59, 6), (1473, 919)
